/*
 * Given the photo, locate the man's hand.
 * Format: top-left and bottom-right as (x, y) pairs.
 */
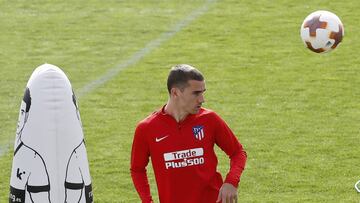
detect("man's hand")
(216, 183), (238, 203)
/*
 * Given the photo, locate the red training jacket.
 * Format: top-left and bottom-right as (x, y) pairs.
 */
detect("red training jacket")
(130, 107), (247, 203)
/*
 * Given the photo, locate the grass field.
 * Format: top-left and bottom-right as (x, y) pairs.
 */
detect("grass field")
(1, 0), (360, 202)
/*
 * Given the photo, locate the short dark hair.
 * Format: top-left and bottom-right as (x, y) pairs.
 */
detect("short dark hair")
(167, 64), (204, 94)
(23, 88), (31, 113)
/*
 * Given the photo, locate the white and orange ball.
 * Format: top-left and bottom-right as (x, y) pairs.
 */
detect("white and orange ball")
(300, 10), (344, 53)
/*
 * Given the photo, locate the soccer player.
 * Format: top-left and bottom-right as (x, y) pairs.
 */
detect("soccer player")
(10, 88), (51, 203)
(130, 64), (247, 203)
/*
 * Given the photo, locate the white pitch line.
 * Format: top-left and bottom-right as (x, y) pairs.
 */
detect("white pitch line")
(76, 0), (215, 98)
(0, 0), (216, 157)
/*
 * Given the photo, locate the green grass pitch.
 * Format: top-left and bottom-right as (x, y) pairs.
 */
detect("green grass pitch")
(1, 0), (360, 202)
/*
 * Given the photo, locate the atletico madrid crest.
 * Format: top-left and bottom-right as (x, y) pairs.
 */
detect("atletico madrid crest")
(192, 126), (204, 140)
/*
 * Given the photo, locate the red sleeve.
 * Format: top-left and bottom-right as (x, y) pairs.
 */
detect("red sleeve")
(130, 122), (153, 203)
(213, 113), (247, 188)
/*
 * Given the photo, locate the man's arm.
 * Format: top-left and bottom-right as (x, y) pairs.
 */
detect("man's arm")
(130, 168), (153, 203)
(130, 123), (153, 203)
(215, 146), (246, 203)
(223, 141), (247, 187)
(213, 113), (247, 202)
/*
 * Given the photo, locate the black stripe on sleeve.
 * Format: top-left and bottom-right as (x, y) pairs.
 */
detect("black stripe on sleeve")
(26, 184), (50, 193)
(64, 181), (84, 190)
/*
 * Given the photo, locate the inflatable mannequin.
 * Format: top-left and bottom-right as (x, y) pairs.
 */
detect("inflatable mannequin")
(9, 64), (93, 203)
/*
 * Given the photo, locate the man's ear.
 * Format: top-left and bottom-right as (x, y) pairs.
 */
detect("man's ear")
(170, 87), (178, 98)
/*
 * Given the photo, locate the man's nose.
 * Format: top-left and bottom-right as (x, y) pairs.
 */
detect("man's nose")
(199, 94), (205, 103)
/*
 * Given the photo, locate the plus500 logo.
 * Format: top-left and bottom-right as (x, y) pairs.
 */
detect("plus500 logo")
(163, 148), (204, 169)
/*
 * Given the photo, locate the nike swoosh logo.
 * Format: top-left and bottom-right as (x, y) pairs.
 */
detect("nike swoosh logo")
(156, 135), (169, 142)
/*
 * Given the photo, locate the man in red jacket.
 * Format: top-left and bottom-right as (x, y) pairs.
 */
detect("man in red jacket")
(130, 64), (247, 203)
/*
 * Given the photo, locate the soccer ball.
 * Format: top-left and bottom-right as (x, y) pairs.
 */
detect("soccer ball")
(300, 10), (344, 53)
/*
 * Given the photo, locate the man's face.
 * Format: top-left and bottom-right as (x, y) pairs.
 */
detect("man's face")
(16, 101), (28, 136)
(177, 80), (206, 114)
